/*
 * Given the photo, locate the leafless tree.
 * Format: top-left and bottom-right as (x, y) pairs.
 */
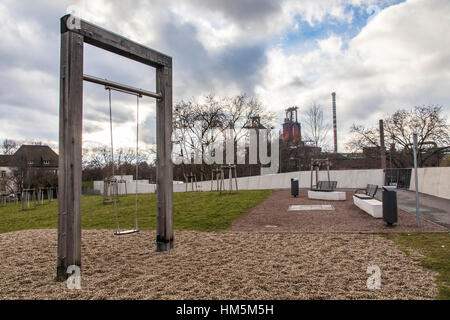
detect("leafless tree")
(174, 94), (225, 163)
(223, 94), (275, 142)
(173, 95), (226, 180)
(173, 94), (276, 180)
(1, 139), (19, 155)
(82, 146), (110, 169)
(346, 105), (449, 167)
(303, 103), (331, 149)
(346, 124), (381, 152)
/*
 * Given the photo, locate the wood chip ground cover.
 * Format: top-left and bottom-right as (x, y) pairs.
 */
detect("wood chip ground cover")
(0, 229), (438, 299)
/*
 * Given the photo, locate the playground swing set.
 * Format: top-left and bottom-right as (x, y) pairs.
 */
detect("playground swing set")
(184, 171), (199, 192)
(56, 15), (173, 280)
(309, 158), (337, 192)
(218, 164), (239, 195)
(36, 187), (56, 206)
(2, 186), (56, 210)
(21, 188), (37, 210)
(103, 87), (141, 236)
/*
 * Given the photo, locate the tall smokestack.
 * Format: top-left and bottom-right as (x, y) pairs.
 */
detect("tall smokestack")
(379, 119), (387, 169)
(332, 92), (337, 153)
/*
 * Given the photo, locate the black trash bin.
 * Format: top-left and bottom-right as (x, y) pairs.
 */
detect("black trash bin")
(382, 186), (398, 225)
(291, 178), (299, 197)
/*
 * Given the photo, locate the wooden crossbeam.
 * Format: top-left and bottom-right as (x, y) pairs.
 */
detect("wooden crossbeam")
(61, 15), (171, 68)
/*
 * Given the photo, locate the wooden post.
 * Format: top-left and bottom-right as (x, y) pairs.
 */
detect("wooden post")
(229, 166), (232, 194)
(219, 168), (225, 194)
(211, 168), (221, 191)
(57, 31), (84, 281)
(315, 166), (319, 186)
(234, 166), (238, 191)
(327, 161), (330, 182)
(57, 15), (174, 278)
(156, 63), (173, 252)
(379, 119), (387, 186)
(413, 133), (420, 227)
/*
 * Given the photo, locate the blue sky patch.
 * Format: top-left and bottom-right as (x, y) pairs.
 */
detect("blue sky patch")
(278, 1), (405, 54)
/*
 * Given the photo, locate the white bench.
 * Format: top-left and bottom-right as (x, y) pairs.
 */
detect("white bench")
(308, 190), (346, 201)
(353, 195), (382, 218)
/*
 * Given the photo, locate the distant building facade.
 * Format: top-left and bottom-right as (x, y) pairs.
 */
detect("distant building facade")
(0, 145), (58, 195)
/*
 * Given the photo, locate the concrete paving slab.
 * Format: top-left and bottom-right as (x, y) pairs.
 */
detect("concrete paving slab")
(288, 204), (335, 211)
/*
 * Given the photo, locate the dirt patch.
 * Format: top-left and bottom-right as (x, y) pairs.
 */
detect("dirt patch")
(229, 190), (447, 233)
(0, 229), (438, 299)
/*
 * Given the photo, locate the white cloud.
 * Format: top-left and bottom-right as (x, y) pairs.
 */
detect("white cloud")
(318, 35), (344, 56)
(165, 0), (379, 52)
(255, 0), (450, 151)
(0, 0), (448, 155)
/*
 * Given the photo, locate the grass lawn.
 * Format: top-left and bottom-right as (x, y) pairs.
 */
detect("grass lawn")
(0, 190), (274, 234)
(383, 232), (450, 300)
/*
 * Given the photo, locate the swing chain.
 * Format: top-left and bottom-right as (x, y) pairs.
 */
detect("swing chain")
(107, 88), (141, 236)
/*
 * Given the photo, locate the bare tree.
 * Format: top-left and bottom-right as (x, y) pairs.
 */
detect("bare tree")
(1, 140), (20, 194)
(303, 103), (331, 149)
(223, 94), (275, 142)
(173, 94), (226, 180)
(385, 105), (449, 146)
(82, 146), (110, 170)
(173, 93), (276, 180)
(346, 105), (449, 167)
(346, 124), (381, 152)
(1, 139), (19, 155)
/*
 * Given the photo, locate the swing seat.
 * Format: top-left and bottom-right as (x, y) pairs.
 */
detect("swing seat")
(107, 88), (141, 236)
(114, 229), (139, 236)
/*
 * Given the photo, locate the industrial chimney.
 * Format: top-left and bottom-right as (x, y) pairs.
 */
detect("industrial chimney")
(332, 92), (337, 153)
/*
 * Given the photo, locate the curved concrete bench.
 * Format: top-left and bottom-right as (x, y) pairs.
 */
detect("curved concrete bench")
(308, 190), (346, 201)
(353, 195), (382, 218)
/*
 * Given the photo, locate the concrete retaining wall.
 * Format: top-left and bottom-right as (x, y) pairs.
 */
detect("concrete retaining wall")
(409, 167), (450, 199)
(92, 168), (450, 200)
(94, 169), (384, 194)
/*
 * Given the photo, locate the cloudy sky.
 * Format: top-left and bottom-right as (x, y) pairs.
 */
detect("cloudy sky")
(0, 0), (449, 152)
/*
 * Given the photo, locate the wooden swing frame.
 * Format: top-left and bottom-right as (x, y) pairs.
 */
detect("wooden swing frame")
(57, 15), (173, 281)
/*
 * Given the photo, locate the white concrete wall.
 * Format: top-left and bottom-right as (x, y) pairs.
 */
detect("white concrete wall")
(93, 168), (385, 194)
(409, 167), (450, 199)
(92, 167), (450, 200)
(93, 180), (103, 193)
(121, 175), (134, 182)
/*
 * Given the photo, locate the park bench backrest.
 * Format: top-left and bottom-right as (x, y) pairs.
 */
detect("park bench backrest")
(331, 181), (337, 190)
(317, 181), (338, 191)
(365, 184), (378, 197)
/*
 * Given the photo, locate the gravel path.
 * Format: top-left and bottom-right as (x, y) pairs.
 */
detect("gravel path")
(230, 190), (447, 233)
(0, 229), (438, 299)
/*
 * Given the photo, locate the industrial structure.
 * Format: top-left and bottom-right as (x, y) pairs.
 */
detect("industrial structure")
(278, 94), (447, 173)
(280, 106), (320, 172)
(332, 92), (338, 153)
(282, 107), (301, 143)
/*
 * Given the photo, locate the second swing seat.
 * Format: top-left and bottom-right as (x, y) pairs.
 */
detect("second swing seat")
(114, 229), (139, 236)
